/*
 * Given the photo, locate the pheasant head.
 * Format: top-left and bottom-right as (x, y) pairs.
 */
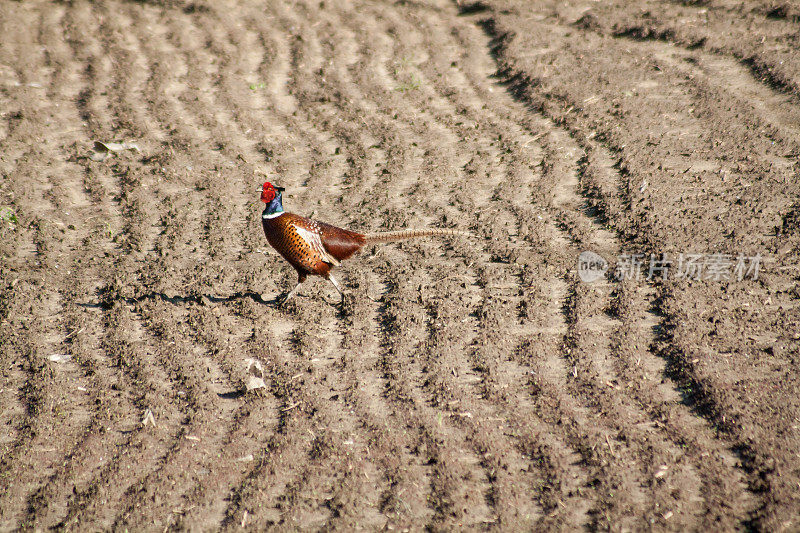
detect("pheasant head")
(260, 182), (286, 218)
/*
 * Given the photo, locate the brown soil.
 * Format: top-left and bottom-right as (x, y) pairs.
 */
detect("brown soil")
(1, 0), (798, 530)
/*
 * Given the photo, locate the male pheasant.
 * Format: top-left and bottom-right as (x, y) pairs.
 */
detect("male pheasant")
(259, 181), (468, 302)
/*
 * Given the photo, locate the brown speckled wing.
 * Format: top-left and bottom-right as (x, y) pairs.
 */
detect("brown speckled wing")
(262, 213), (365, 276)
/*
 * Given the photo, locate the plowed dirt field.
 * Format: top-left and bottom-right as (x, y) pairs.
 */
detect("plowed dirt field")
(1, 0), (799, 530)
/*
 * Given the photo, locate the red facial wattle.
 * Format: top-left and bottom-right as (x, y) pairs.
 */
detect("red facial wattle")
(261, 182), (276, 203)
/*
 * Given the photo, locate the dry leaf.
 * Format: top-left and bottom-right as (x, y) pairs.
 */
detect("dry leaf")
(90, 140), (141, 162)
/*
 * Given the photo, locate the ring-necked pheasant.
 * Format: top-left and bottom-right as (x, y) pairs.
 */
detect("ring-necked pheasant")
(259, 181), (469, 302)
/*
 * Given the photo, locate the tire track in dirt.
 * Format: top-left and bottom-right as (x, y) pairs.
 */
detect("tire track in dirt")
(472, 5), (764, 527)
(558, 9), (800, 523)
(394, 5), (651, 527)
(582, 142), (758, 527)
(541, 128), (715, 529)
(375, 10), (591, 528)
(548, 50), (753, 533)
(396, 3), (764, 528)
(608, 0), (800, 97)
(388, 17), (608, 527)
(482, 3), (780, 524)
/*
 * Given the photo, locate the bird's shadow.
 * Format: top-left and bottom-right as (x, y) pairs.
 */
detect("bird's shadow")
(77, 290), (283, 310)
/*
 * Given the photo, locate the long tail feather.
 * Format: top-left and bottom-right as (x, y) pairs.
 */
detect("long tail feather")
(363, 228), (472, 244)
